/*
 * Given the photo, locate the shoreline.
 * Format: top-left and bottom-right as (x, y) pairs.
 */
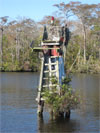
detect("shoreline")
(0, 70), (99, 74)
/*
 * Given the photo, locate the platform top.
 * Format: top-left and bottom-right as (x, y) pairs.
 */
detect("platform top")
(41, 41), (60, 46)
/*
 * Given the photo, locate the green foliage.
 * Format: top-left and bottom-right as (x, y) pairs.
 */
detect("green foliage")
(0, 13), (100, 73)
(65, 33), (100, 74)
(29, 49), (40, 72)
(65, 38), (80, 71)
(77, 57), (100, 73)
(42, 76), (80, 114)
(62, 75), (72, 84)
(0, 18), (40, 72)
(55, 2), (100, 74)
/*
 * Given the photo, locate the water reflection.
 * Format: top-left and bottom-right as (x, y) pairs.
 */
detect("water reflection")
(0, 72), (100, 132)
(37, 73), (100, 132)
(38, 114), (81, 133)
(1, 72), (38, 109)
(72, 74), (100, 116)
(0, 72), (39, 132)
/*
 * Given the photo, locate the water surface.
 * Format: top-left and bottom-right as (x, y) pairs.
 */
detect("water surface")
(0, 72), (100, 132)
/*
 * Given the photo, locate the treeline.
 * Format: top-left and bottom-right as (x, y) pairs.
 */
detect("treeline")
(0, 1), (100, 73)
(0, 17), (40, 71)
(54, 2), (100, 73)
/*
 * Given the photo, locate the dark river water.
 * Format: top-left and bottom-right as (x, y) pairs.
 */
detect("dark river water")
(0, 72), (100, 133)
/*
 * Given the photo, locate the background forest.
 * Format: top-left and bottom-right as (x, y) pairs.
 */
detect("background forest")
(0, 2), (100, 73)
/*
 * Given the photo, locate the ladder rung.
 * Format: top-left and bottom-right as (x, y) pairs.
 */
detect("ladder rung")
(44, 70), (49, 73)
(43, 84), (57, 87)
(43, 78), (49, 80)
(45, 63), (57, 66)
(51, 70), (57, 73)
(43, 77), (56, 80)
(36, 97), (44, 101)
(44, 70), (57, 73)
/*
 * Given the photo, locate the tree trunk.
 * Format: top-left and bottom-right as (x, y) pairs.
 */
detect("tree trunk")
(77, 48), (81, 67)
(16, 31), (20, 62)
(0, 28), (3, 69)
(83, 25), (86, 64)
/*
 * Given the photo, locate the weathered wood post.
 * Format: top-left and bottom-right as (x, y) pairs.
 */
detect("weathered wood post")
(33, 17), (70, 117)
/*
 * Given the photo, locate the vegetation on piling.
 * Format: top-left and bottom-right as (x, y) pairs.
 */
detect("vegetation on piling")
(42, 76), (80, 118)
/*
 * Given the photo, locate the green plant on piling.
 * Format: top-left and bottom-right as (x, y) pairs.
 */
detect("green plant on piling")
(42, 75), (80, 115)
